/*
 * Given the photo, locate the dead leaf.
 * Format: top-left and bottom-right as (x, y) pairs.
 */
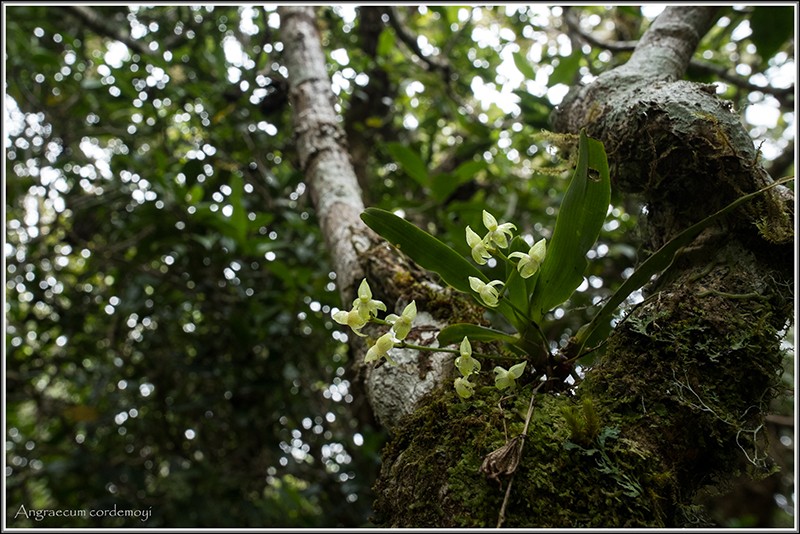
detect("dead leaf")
(480, 436), (523, 483)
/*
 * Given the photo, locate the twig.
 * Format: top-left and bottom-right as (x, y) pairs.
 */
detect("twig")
(565, 7), (794, 106)
(496, 476), (515, 528)
(766, 140), (795, 179)
(386, 6), (450, 75)
(65, 6), (154, 57)
(688, 59), (794, 108)
(564, 7), (638, 52)
(496, 381), (544, 528)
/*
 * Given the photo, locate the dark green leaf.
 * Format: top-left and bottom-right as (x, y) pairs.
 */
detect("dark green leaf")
(548, 51), (581, 86)
(530, 130), (610, 321)
(574, 175), (796, 353)
(453, 159), (486, 181)
(437, 323), (520, 347)
(361, 208), (485, 293)
(513, 89), (553, 129)
(385, 142), (430, 188)
(513, 50), (537, 80)
(361, 208), (520, 328)
(749, 7), (794, 60)
(429, 160), (484, 202)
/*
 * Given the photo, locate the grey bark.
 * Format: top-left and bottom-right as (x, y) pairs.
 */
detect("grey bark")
(278, 6), (373, 303)
(552, 6), (792, 245)
(279, 6), (456, 430)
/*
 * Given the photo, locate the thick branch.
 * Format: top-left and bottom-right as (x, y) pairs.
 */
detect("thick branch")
(65, 6), (154, 57)
(280, 6), (461, 431)
(553, 7), (792, 245)
(547, 1), (794, 523)
(278, 6), (373, 302)
(623, 6), (719, 80)
(567, 9), (794, 107)
(373, 6), (793, 527)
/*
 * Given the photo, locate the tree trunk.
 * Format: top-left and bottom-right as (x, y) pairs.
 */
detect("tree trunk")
(281, 7), (794, 527)
(279, 6), (470, 430)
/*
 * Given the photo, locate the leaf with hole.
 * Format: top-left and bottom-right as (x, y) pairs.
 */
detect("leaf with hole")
(529, 130), (610, 321)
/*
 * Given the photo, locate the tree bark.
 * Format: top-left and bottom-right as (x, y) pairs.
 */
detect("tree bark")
(278, 6), (373, 304)
(279, 7), (469, 430)
(282, 6), (794, 527)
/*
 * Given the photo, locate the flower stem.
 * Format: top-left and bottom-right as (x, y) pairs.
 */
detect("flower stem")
(396, 341), (519, 362)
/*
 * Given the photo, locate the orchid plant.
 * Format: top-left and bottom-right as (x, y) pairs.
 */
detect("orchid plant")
(334, 129), (785, 399)
(330, 131), (610, 398)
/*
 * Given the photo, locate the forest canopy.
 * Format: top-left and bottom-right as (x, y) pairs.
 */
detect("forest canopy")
(4, 4), (795, 528)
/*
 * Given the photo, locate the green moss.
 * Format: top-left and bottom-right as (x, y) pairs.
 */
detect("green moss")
(371, 240), (786, 527)
(373, 384), (672, 527)
(580, 248), (786, 498)
(561, 396), (601, 446)
(390, 270), (487, 327)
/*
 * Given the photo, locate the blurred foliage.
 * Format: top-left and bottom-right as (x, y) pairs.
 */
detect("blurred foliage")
(4, 5), (794, 527)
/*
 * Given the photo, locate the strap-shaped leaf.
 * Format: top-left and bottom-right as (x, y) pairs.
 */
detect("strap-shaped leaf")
(438, 323), (520, 347)
(574, 175), (795, 354)
(530, 130), (611, 321)
(361, 208), (487, 293)
(361, 208), (520, 329)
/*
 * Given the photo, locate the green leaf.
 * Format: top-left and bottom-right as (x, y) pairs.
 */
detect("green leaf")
(437, 323), (520, 347)
(429, 160), (484, 202)
(452, 159), (486, 181)
(376, 28), (396, 57)
(361, 208), (520, 328)
(444, 6), (460, 26)
(429, 174), (456, 203)
(252, 213), (275, 228)
(187, 184), (204, 204)
(749, 7), (794, 60)
(513, 50), (537, 80)
(574, 175), (796, 353)
(548, 51), (581, 86)
(513, 89), (553, 129)
(530, 130), (610, 321)
(361, 208), (485, 294)
(385, 143), (430, 188)
(192, 234), (218, 250)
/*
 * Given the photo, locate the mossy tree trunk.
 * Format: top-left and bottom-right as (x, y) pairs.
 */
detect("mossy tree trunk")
(282, 7), (794, 527)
